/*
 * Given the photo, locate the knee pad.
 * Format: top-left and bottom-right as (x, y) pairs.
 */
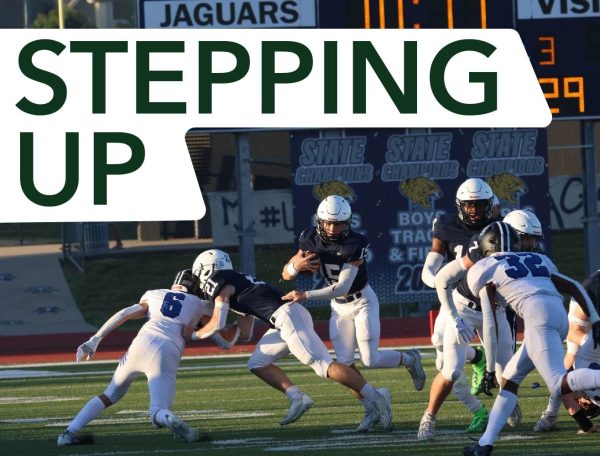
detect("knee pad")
(360, 353), (377, 368)
(441, 364), (462, 383)
(435, 349), (444, 372)
(431, 332), (443, 347)
(311, 359), (332, 378)
(247, 354), (269, 371)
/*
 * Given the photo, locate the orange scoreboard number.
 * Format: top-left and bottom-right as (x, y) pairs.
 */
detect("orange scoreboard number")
(516, 18), (600, 120)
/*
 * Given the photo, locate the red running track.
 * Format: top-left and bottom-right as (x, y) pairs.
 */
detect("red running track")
(0, 316), (436, 365)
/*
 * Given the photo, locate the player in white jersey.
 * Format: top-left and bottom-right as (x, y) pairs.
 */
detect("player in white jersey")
(463, 223), (600, 456)
(534, 269), (600, 432)
(57, 270), (240, 446)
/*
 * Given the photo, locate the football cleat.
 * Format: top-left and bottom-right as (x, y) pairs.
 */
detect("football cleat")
(463, 443), (494, 455)
(470, 348), (486, 396)
(57, 429), (94, 446)
(372, 388), (393, 431)
(417, 411), (436, 441)
(165, 414), (200, 442)
(279, 394), (314, 426)
(355, 405), (380, 433)
(465, 405), (489, 433)
(577, 424), (598, 435)
(405, 349), (426, 391)
(506, 402), (522, 428)
(533, 412), (559, 432)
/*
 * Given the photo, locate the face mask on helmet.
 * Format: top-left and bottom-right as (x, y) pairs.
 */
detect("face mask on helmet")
(315, 195), (352, 244)
(172, 269), (198, 293)
(455, 178), (494, 226)
(478, 221), (521, 257)
(192, 249), (233, 292)
(503, 209), (544, 252)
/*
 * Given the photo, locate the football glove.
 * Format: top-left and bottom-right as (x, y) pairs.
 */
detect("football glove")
(482, 370), (498, 397)
(592, 321), (600, 349)
(454, 318), (474, 345)
(76, 336), (102, 363)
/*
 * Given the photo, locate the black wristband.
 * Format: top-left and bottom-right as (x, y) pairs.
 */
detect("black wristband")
(572, 408), (594, 432)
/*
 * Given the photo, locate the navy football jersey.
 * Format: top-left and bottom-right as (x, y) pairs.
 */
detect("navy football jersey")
(433, 213), (496, 305)
(203, 269), (284, 327)
(432, 213), (483, 262)
(299, 227), (369, 295)
(455, 233), (484, 302)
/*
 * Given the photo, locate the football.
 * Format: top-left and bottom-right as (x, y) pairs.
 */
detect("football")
(220, 323), (240, 344)
(301, 250), (320, 274)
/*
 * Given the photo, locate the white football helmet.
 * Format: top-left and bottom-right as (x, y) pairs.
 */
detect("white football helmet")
(192, 249), (233, 290)
(503, 209), (544, 252)
(315, 195), (352, 243)
(455, 178), (494, 226)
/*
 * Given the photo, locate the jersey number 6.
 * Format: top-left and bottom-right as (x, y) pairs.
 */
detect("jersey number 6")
(160, 292), (184, 318)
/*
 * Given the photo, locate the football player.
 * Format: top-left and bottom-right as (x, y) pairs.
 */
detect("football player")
(463, 223), (600, 456)
(191, 249), (393, 430)
(418, 178), (500, 439)
(281, 195), (425, 432)
(57, 270), (238, 446)
(533, 268), (600, 432)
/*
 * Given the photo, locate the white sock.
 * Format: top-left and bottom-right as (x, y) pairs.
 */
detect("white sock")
(400, 350), (415, 368)
(479, 390), (517, 447)
(67, 396), (106, 433)
(359, 383), (377, 401)
(154, 409), (173, 427)
(366, 350), (402, 368)
(453, 373), (482, 413)
(466, 345), (476, 362)
(545, 394), (562, 415)
(567, 368), (600, 391)
(285, 386), (303, 401)
(360, 397), (375, 411)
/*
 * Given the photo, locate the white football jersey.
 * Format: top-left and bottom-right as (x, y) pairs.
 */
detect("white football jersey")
(467, 252), (561, 318)
(138, 289), (213, 351)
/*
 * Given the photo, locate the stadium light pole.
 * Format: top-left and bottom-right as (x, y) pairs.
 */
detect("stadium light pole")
(235, 133), (256, 275)
(57, 0), (64, 28)
(581, 120), (600, 275)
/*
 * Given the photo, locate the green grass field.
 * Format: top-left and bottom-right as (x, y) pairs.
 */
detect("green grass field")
(1, 351), (599, 456)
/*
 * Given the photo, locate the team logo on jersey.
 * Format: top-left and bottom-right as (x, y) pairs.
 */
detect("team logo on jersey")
(313, 180), (357, 203)
(398, 177), (442, 209)
(487, 173), (528, 205)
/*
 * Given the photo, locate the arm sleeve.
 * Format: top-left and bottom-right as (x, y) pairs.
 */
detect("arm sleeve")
(479, 287), (497, 372)
(305, 263), (358, 300)
(95, 304), (146, 339)
(434, 259), (467, 322)
(195, 301), (229, 339)
(421, 251), (444, 288)
(553, 272), (600, 324)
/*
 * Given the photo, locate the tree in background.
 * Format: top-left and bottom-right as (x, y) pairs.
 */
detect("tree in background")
(32, 6), (92, 28)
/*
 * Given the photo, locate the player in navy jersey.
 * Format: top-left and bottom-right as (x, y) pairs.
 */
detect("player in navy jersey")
(281, 195), (425, 432)
(418, 178), (499, 439)
(190, 249), (393, 430)
(464, 223), (600, 455)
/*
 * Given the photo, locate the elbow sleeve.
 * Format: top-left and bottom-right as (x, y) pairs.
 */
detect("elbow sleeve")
(422, 252), (444, 288)
(305, 264), (358, 300)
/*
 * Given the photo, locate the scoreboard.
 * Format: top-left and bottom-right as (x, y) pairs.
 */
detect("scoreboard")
(321, 0), (600, 120)
(514, 2), (600, 120)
